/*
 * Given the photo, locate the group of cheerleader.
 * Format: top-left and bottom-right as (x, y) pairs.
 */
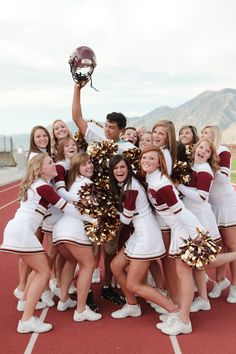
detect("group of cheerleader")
(1, 82), (236, 337)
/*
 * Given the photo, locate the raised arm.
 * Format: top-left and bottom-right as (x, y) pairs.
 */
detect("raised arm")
(72, 84), (88, 136)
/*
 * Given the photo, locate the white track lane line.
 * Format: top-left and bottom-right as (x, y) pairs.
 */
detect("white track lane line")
(0, 200), (17, 210)
(24, 307), (50, 354)
(170, 335), (183, 354)
(0, 183), (20, 193)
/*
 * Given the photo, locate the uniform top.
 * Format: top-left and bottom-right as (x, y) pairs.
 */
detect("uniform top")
(53, 159), (79, 202)
(85, 122), (135, 153)
(161, 147), (172, 175)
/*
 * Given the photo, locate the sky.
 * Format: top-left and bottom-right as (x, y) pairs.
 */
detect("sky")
(1, 0), (236, 135)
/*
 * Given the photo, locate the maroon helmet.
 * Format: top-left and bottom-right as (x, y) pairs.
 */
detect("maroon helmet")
(69, 46), (97, 87)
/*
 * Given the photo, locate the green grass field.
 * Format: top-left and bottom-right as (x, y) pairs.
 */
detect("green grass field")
(231, 158), (236, 184)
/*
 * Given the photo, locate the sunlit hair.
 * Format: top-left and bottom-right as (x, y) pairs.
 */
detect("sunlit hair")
(152, 120), (177, 163)
(201, 125), (222, 147)
(140, 145), (170, 178)
(51, 119), (73, 156)
(67, 152), (92, 190)
(27, 126), (51, 160)
(192, 138), (220, 175)
(179, 125), (199, 144)
(18, 153), (48, 202)
(109, 154), (155, 213)
(54, 137), (78, 162)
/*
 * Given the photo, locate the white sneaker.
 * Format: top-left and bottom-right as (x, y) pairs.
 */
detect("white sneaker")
(111, 303), (141, 319)
(208, 277), (230, 298)
(68, 282), (77, 295)
(73, 305), (102, 322)
(156, 312), (179, 330)
(41, 290), (55, 307)
(57, 297), (77, 311)
(17, 316), (52, 333)
(49, 278), (57, 291)
(161, 317), (192, 335)
(227, 285), (236, 303)
(13, 287), (24, 300)
(92, 268), (101, 284)
(152, 303), (168, 315)
(17, 300), (47, 312)
(52, 286), (61, 298)
(190, 297), (211, 312)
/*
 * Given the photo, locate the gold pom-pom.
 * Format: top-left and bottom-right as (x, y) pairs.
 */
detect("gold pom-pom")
(74, 130), (88, 151)
(171, 161), (192, 185)
(178, 228), (221, 269)
(123, 147), (141, 170)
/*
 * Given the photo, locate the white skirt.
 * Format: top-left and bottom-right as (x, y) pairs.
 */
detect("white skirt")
(53, 215), (92, 247)
(124, 213), (166, 260)
(1, 218), (45, 254)
(211, 193), (236, 228)
(41, 207), (62, 234)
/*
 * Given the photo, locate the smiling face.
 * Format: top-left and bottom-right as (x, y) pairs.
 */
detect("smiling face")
(141, 150), (159, 174)
(63, 139), (78, 160)
(79, 159), (94, 178)
(152, 125), (168, 147)
(179, 127), (194, 145)
(34, 128), (49, 149)
(53, 120), (70, 141)
(41, 156), (57, 180)
(201, 127), (214, 142)
(139, 133), (153, 151)
(194, 140), (212, 164)
(123, 128), (138, 144)
(113, 160), (128, 183)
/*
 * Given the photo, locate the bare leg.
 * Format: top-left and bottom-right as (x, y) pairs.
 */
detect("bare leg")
(193, 269), (208, 300)
(20, 254), (51, 321)
(219, 227), (236, 285)
(149, 260), (166, 290)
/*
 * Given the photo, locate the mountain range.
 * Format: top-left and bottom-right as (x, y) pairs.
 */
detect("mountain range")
(7, 88), (236, 150)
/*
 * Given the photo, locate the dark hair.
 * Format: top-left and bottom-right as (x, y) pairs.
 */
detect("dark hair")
(106, 112), (127, 130)
(179, 125), (199, 144)
(109, 154), (155, 214)
(28, 125), (51, 160)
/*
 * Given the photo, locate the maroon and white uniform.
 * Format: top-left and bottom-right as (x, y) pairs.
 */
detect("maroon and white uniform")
(42, 159), (79, 234)
(146, 170), (205, 256)
(209, 145), (236, 228)
(119, 177), (166, 260)
(1, 178), (93, 254)
(53, 176), (93, 247)
(177, 162), (220, 242)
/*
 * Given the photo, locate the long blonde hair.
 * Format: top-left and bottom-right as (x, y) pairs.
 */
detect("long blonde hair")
(67, 152), (92, 190)
(201, 125), (222, 148)
(192, 138), (220, 175)
(18, 153), (48, 201)
(51, 119), (73, 156)
(152, 120), (177, 163)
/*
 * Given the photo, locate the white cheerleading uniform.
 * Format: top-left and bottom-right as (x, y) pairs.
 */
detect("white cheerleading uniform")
(1, 178), (93, 254)
(53, 176), (93, 247)
(85, 122), (135, 153)
(146, 170), (205, 256)
(209, 145), (236, 228)
(178, 162), (221, 242)
(119, 177), (166, 260)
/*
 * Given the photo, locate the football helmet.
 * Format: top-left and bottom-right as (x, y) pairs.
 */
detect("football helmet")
(69, 46), (97, 87)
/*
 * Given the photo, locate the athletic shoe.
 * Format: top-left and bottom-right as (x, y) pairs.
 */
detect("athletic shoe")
(17, 300), (47, 312)
(49, 277), (57, 291)
(73, 305), (102, 322)
(159, 311), (179, 322)
(111, 303), (141, 319)
(92, 268), (101, 284)
(152, 304), (168, 315)
(41, 290), (55, 307)
(17, 316), (52, 333)
(101, 286), (125, 305)
(86, 290), (99, 313)
(156, 313), (179, 330)
(13, 287), (24, 300)
(68, 282), (77, 295)
(208, 277), (230, 298)
(51, 286), (61, 298)
(57, 297), (77, 311)
(227, 285), (236, 303)
(160, 317), (192, 335)
(190, 297), (211, 312)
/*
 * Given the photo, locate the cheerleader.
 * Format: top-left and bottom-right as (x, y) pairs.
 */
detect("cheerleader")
(201, 125), (236, 302)
(177, 138), (221, 312)
(0, 153), (95, 333)
(139, 131), (153, 151)
(51, 119), (74, 157)
(108, 155), (177, 321)
(177, 125), (199, 163)
(53, 152), (102, 321)
(123, 127), (139, 147)
(140, 146), (236, 335)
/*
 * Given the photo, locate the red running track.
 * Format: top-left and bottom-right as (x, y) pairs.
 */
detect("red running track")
(1, 181), (236, 354)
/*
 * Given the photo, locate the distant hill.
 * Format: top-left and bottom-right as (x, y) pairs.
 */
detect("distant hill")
(9, 88), (236, 149)
(127, 88), (236, 143)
